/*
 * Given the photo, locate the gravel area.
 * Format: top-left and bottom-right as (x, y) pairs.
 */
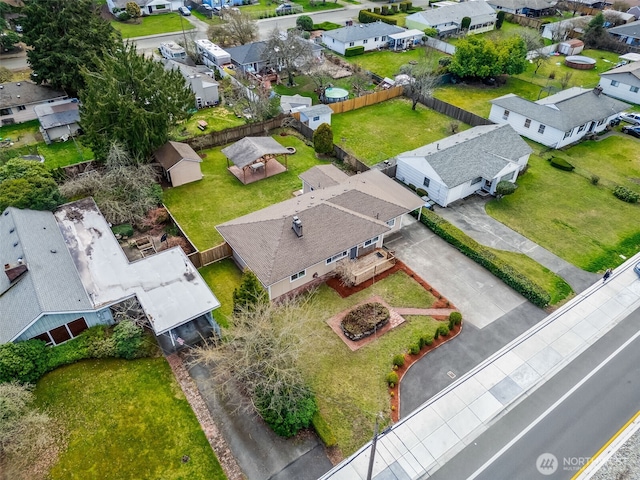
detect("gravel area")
(590, 426), (640, 480)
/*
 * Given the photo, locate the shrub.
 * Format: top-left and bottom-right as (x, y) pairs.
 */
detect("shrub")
(496, 181), (517, 198)
(415, 188), (428, 197)
(117, 11), (131, 21)
(391, 4), (399, 13)
(408, 343), (420, 355)
(256, 386), (318, 437)
(392, 354), (405, 368)
(420, 334), (434, 347)
(437, 324), (450, 337)
(591, 174), (600, 185)
(549, 156), (575, 172)
(613, 185), (639, 203)
(296, 15), (313, 31)
(386, 371), (399, 387)
(313, 123), (334, 154)
(312, 412), (337, 447)
(111, 223), (134, 238)
(461, 16), (471, 29)
(439, 56), (451, 67)
(341, 302), (390, 340)
(399, 2), (408, 12)
(373, 6), (381, 13)
(113, 320), (146, 360)
(381, 5), (389, 14)
(0, 341), (49, 384)
(358, 9), (397, 25)
(233, 269), (269, 314)
(408, 184), (417, 191)
(433, 328), (439, 340)
(345, 46), (365, 57)
(496, 10), (505, 29)
(448, 311), (462, 330)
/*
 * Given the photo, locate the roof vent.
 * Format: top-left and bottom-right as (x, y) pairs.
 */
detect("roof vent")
(292, 216), (303, 238)
(16, 82), (21, 86)
(16, 95), (20, 98)
(593, 86), (603, 96)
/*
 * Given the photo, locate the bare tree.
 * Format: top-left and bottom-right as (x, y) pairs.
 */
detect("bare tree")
(350, 64), (372, 97)
(559, 71), (573, 89)
(611, 0), (630, 11)
(263, 28), (314, 87)
(520, 30), (549, 75)
(110, 297), (149, 328)
(550, 19), (578, 43)
(207, 10), (258, 47)
(227, 71), (280, 122)
(308, 64), (333, 98)
(400, 51), (441, 110)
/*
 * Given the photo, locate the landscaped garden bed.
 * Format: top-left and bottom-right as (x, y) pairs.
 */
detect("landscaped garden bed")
(340, 302), (390, 341)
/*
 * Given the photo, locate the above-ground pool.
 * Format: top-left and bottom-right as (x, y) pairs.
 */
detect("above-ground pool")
(565, 56), (596, 70)
(324, 87), (349, 103)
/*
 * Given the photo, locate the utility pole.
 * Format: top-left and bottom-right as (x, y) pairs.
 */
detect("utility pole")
(366, 416), (380, 480)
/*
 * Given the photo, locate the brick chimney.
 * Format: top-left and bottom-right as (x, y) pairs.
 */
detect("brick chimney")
(4, 261), (28, 283)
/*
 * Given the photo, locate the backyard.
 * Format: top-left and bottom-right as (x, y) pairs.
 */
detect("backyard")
(486, 136), (640, 272)
(331, 97), (470, 165)
(170, 106), (246, 141)
(163, 132), (328, 249)
(35, 358), (226, 480)
(110, 13), (195, 38)
(345, 47), (428, 79)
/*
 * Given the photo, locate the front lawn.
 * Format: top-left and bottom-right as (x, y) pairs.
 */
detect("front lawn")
(111, 13), (195, 38)
(331, 97), (470, 165)
(163, 132), (324, 250)
(242, 0), (342, 18)
(345, 47), (428, 78)
(35, 358), (226, 480)
(486, 148), (640, 272)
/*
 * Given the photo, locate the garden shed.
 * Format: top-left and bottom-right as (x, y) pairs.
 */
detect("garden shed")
(153, 141), (203, 187)
(221, 137), (291, 184)
(559, 39), (584, 56)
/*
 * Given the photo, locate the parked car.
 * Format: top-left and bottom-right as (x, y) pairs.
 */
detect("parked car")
(619, 112), (640, 125)
(201, 3), (212, 9)
(212, 5), (222, 14)
(178, 6), (191, 15)
(622, 126), (640, 138)
(276, 3), (292, 13)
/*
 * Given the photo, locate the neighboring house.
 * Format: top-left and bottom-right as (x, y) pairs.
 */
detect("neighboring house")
(0, 198), (220, 347)
(280, 94), (312, 113)
(608, 19), (640, 47)
(489, 87), (630, 149)
(388, 29), (425, 51)
(599, 61), (640, 103)
(298, 104), (333, 130)
(153, 141), (203, 187)
(0, 81), (67, 126)
(628, 6), (640, 20)
(226, 38), (322, 74)
(195, 39), (231, 69)
(107, 0), (183, 14)
(405, 2), (497, 37)
(163, 59), (218, 108)
(486, 0), (556, 17)
(541, 16), (591, 41)
(217, 168), (424, 300)
(299, 164), (349, 194)
(395, 124), (532, 207)
(33, 98), (81, 145)
(321, 22), (405, 55)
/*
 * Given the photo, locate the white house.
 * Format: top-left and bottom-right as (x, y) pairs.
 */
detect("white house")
(321, 22), (405, 55)
(163, 59), (217, 108)
(405, 2), (497, 37)
(0, 81), (67, 126)
(486, 0), (556, 16)
(107, 0), (182, 15)
(34, 98), (81, 144)
(541, 16), (591, 41)
(395, 124), (532, 207)
(298, 104), (333, 130)
(599, 61), (640, 104)
(489, 87), (630, 149)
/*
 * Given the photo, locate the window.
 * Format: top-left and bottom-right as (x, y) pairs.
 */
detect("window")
(374, 37), (379, 41)
(597, 118), (605, 126)
(32, 332), (53, 346)
(381, 36), (386, 41)
(524, 118), (531, 128)
(386, 218), (396, 227)
(364, 236), (379, 247)
(363, 39), (368, 44)
(500, 172), (515, 182)
(29, 317), (88, 346)
(290, 270), (306, 282)
(471, 176), (482, 185)
(631, 86), (639, 93)
(538, 124), (545, 134)
(423, 177), (430, 188)
(611, 80), (619, 87)
(326, 251), (348, 265)
(17, 105), (26, 111)
(0, 108), (12, 116)
(577, 124), (586, 133)
(563, 130), (572, 139)
(503, 110), (510, 120)
(348, 42), (354, 47)
(313, 116), (320, 121)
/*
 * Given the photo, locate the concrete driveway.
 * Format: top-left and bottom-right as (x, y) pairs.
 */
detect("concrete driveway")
(385, 215), (528, 329)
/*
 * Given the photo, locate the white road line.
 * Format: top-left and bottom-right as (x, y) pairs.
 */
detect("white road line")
(466, 325), (640, 480)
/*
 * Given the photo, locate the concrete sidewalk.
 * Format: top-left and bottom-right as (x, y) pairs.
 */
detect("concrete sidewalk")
(318, 252), (640, 480)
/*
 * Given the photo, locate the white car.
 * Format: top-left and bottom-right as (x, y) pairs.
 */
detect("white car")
(619, 112), (640, 125)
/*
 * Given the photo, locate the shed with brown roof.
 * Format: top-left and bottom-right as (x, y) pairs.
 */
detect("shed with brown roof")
(154, 141), (203, 187)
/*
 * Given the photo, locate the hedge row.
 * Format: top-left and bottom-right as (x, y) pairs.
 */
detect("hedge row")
(0, 321), (153, 384)
(413, 210), (551, 308)
(345, 45), (365, 57)
(312, 411), (337, 447)
(613, 185), (639, 203)
(358, 10), (398, 25)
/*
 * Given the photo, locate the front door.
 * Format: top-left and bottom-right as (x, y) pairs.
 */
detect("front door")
(350, 247), (357, 259)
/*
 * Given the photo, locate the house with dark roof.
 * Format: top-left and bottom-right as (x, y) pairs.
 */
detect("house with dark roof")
(34, 98), (80, 144)
(226, 38), (322, 74)
(599, 61), (640, 103)
(153, 141), (203, 187)
(0, 81), (67, 126)
(217, 168), (424, 300)
(299, 164), (349, 193)
(489, 87), (630, 148)
(395, 124), (532, 207)
(608, 19), (640, 47)
(486, 0), (556, 17)
(405, 2), (497, 37)
(1, 199), (220, 349)
(321, 22), (405, 55)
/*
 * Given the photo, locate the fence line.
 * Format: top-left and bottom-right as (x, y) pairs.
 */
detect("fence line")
(185, 114), (287, 151)
(198, 242), (232, 267)
(425, 37), (456, 55)
(327, 86), (404, 114)
(504, 13), (547, 30)
(415, 94), (494, 127)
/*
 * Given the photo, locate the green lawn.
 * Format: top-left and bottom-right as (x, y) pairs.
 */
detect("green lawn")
(448, 21), (538, 46)
(243, 0), (343, 18)
(299, 271), (441, 455)
(345, 48), (428, 78)
(199, 258), (243, 326)
(163, 133), (325, 250)
(331, 97), (470, 165)
(111, 13), (195, 38)
(35, 358), (226, 480)
(171, 106), (246, 141)
(434, 77), (543, 117)
(486, 147), (640, 272)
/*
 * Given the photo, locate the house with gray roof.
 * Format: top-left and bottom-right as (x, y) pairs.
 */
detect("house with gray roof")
(0, 81), (67, 126)
(34, 98), (80, 145)
(226, 38), (322, 74)
(486, 0), (556, 17)
(608, 19), (640, 47)
(299, 164), (349, 193)
(280, 94), (313, 113)
(489, 87), (630, 149)
(1, 199), (220, 349)
(298, 104), (333, 130)
(395, 124), (532, 207)
(217, 168), (424, 300)
(405, 2), (497, 37)
(321, 22), (405, 55)
(599, 61), (640, 103)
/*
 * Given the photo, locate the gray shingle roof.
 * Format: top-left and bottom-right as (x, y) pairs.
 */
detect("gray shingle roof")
(600, 61), (640, 88)
(0, 208), (92, 344)
(34, 99), (80, 130)
(221, 137), (291, 168)
(0, 81), (67, 109)
(487, 0), (556, 11)
(408, 2), (496, 27)
(217, 169), (423, 286)
(154, 141), (201, 170)
(490, 88), (630, 131)
(299, 104), (333, 118)
(397, 124), (532, 188)
(225, 41), (267, 66)
(299, 165), (349, 189)
(608, 19), (640, 39)
(323, 22), (405, 44)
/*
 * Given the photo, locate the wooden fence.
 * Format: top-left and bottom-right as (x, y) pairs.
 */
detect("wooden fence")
(416, 94), (494, 127)
(327, 86), (404, 114)
(504, 13), (547, 30)
(185, 114), (287, 151)
(186, 243), (232, 268)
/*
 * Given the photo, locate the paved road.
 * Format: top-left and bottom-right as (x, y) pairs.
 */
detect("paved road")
(427, 305), (640, 480)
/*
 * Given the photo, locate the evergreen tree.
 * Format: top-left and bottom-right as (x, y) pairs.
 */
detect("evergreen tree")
(0, 159), (64, 212)
(232, 269), (269, 314)
(313, 123), (334, 154)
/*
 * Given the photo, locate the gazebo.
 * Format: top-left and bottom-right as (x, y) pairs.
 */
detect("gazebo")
(221, 137), (292, 185)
